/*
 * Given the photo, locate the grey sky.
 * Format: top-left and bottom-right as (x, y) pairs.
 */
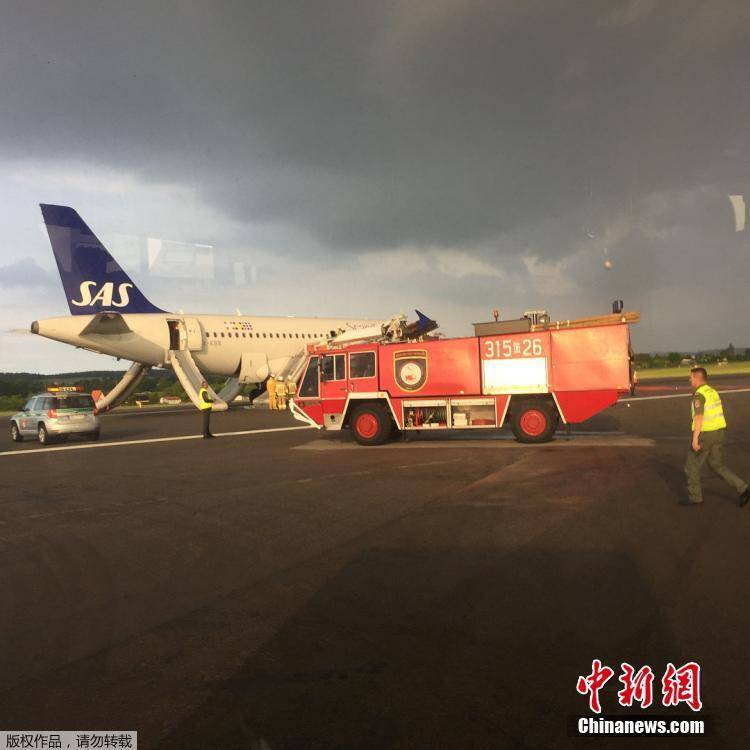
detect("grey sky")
(1, 0), (749, 371)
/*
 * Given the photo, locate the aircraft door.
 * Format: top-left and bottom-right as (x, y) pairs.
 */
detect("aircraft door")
(167, 320), (182, 350)
(167, 319), (194, 351)
(184, 318), (203, 351)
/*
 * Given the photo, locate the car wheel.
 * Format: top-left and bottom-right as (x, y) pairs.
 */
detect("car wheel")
(10, 422), (23, 442)
(350, 403), (392, 446)
(38, 423), (50, 445)
(510, 399), (558, 443)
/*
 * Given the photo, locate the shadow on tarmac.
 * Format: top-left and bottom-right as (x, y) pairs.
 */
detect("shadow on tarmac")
(160, 544), (705, 750)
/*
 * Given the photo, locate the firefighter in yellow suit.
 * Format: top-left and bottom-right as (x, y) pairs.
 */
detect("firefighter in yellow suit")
(198, 380), (214, 439)
(287, 376), (297, 400)
(684, 367), (750, 506)
(276, 377), (288, 410)
(267, 374), (278, 410)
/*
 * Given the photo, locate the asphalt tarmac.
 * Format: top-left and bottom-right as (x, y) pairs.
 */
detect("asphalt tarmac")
(2, 378), (750, 748)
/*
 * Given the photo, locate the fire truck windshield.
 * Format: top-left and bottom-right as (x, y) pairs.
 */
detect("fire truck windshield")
(299, 356), (320, 397)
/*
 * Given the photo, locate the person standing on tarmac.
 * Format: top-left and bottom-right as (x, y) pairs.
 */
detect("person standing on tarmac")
(276, 376), (288, 410)
(267, 374), (277, 410)
(684, 367), (750, 506)
(198, 380), (214, 439)
(287, 376), (297, 400)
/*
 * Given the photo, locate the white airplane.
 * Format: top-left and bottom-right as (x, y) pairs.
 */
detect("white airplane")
(30, 204), (389, 411)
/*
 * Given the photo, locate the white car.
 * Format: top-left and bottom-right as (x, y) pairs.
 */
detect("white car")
(10, 388), (100, 444)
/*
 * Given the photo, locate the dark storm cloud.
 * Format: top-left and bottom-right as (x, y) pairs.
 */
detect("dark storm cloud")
(0, 258), (55, 287)
(2, 0), (749, 257)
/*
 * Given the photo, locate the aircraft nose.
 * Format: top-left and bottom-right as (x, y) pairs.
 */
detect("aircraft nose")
(30, 320), (39, 335)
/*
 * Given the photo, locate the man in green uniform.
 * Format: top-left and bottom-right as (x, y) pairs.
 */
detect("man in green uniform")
(683, 367), (749, 506)
(198, 380), (214, 439)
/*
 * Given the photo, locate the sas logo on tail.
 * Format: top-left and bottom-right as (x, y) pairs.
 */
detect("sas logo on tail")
(71, 281), (134, 308)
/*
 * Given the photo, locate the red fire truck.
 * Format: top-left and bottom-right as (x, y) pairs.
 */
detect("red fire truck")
(289, 311), (638, 445)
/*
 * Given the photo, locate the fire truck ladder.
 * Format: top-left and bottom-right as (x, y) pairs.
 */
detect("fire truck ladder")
(325, 314), (411, 348)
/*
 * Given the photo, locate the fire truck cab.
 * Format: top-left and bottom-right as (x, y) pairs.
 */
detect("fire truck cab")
(290, 312), (637, 446)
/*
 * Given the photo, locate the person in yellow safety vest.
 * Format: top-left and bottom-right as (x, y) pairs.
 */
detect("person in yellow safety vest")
(276, 377), (288, 410)
(266, 374), (277, 410)
(198, 380), (214, 439)
(287, 376), (297, 399)
(683, 367), (749, 506)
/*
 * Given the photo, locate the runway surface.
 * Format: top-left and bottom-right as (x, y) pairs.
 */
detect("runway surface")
(2, 379), (750, 748)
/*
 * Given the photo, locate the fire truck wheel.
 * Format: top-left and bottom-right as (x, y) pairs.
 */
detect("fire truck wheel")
(350, 403), (392, 446)
(511, 399), (558, 443)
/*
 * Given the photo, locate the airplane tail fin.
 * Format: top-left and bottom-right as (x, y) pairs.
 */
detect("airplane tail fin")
(40, 204), (166, 315)
(415, 309), (432, 327)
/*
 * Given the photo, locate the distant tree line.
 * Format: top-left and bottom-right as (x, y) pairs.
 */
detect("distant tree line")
(634, 344), (748, 369)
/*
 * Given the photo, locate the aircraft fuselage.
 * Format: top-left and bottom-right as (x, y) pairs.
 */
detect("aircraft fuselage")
(31, 312), (380, 382)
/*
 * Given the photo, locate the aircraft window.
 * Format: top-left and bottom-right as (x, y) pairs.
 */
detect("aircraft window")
(276, 333), (280, 338)
(221, 332), (225, 337)
(282, 333), (286, 338)
(350, 352), (376, 378)
(262, 333), (266, 338)
(242, 332), (246, 338)
(321, 353), (345, 381)
(299, 356), (319, 398)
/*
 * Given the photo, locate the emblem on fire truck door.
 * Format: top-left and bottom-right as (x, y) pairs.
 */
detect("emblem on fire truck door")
(394, 350), (428, 392)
